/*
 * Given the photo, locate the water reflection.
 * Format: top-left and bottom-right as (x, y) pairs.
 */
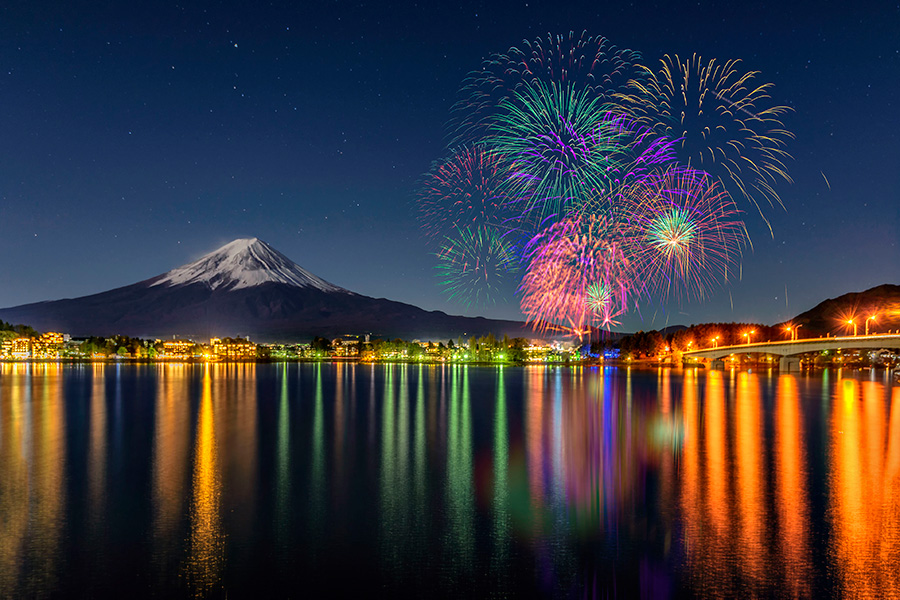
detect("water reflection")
(492, 368), (510, 590)
(276, 364), (290, 548)
(309, 363), (326, 558)
(735, 372), (768, 590)
(223, 363), (258, 539)
(526, 367), (547, 531)
(1, 363), (899, 597)
(0, 365), (32, 595)
(446, 366), (474, 574)
(153, 364), (191, 583)
(0, 364), (66, 597)
(379, 364), (399, 570)
(829, 378), (900, 598)
(703, 369), (732, 593)
(184, 366), (223, 595)
(413, 366), (427, 560)
(89, 365), (108, 534)
(774, 375), (812, 598)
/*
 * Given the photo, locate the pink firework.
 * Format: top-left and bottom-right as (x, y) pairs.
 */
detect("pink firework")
(416, 146), (516, 245)
(519, 214), (632, 334)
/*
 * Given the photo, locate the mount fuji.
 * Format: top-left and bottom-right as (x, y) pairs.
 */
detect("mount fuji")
(0, 238), (529, 342)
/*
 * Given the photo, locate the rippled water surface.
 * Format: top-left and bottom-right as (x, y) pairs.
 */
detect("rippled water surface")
(0, 363), (898, 598)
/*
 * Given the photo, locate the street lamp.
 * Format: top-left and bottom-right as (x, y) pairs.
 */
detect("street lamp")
(866, 315), (877, 335)
(743, 330), (755, 345)
(794, 324), (802, 340)
(847, 319), (857, 336)
(711, 336), (719, 349)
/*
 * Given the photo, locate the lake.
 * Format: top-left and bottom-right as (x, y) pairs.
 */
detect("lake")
(0, 362), (898, 598)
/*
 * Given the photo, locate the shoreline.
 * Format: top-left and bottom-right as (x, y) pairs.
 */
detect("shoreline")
(0, 357), (892, 373)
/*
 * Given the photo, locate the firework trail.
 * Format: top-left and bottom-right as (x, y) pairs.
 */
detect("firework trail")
(617, 54), (793, 231)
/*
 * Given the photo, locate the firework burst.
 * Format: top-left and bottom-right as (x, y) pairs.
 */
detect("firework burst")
(617, 54), (793, 230)
(435, 225), (520, 306)
(449, 31), (644, 145)
(519, 214), (631, 333)
(416, 146), (516, 244)
(585, 281), (613, 313)
(420, 37), (795, 331)
(486, 82), (636, 224)
(620, 166), (747, 301)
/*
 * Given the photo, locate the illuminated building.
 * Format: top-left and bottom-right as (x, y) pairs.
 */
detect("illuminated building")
(331, 337), (360, 357)
(210, 337), (257, 360)
(31, 332), (67, 359)
(525, 343), (552, 362)
(1, 337), (32, 359)
(161, 339), (196, 359)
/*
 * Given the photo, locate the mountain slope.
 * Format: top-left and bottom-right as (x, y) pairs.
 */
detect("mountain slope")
(787, 284), (900, 336)
(150, 237), (346, 292)
(0, 238), (530, 341)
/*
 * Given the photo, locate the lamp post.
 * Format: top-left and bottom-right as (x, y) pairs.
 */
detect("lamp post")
(743, 330), (755, 345)
(847, 319), (857, 336)
(866, 315), (877, 335)
(794, 324), (802, 340)
(711, 336), (719, 349)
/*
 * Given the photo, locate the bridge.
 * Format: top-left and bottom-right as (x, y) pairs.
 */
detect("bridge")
(682, 333), (900, 371)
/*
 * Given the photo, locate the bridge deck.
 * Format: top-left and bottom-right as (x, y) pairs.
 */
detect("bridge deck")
(682, 333), (900, 361)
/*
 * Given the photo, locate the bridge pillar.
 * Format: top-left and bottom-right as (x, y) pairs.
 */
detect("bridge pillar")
(779, 356), (801, 372)
(711, 360), (725, 370)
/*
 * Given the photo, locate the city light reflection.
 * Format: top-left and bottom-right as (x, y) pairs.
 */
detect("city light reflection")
(774, 375), (812, 597)
(153, 364), (191, 582)
(184, 366), (223, 595)
(829, 378), (900, 598)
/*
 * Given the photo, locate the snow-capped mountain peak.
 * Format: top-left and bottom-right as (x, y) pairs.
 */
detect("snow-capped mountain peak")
(151, 238), (346, 293)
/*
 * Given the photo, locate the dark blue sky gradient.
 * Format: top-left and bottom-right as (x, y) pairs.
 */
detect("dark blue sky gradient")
(1, 0), (898, 331)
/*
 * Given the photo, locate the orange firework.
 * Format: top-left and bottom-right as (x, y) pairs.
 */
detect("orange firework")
(617, 54), (793, 232)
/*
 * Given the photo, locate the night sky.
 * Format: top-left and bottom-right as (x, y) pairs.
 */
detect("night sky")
(1, 0), (898, 332)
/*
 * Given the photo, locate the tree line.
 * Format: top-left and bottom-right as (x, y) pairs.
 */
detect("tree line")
(592, 322), (784, 359)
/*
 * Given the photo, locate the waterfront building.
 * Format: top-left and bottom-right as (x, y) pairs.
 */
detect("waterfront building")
(32, 332), (67, 358)
(160, 339), (196, 359)
(210, 337), (257, 360)
(0, 337), (32, 359)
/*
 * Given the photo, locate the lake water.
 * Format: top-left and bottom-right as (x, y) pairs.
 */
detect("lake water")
(0, 362), (898, 598)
